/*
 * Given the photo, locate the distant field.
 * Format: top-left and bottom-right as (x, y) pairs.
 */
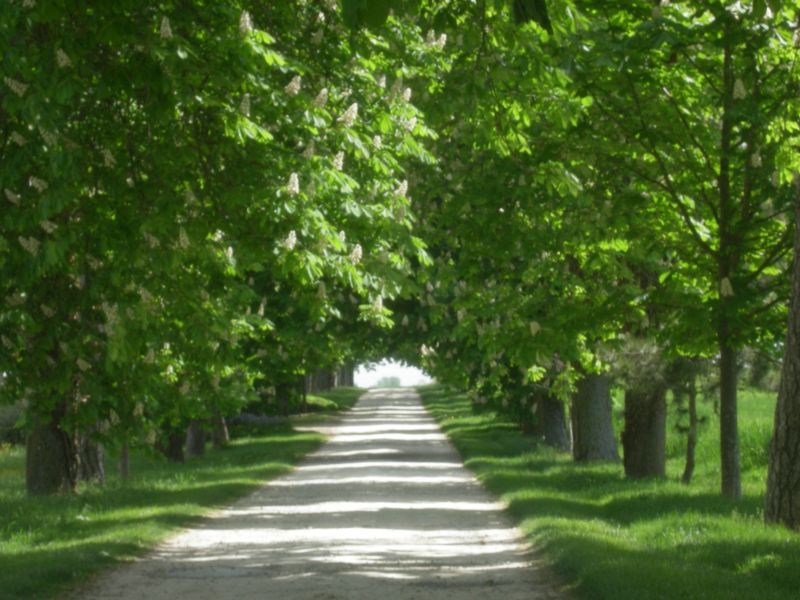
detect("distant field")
(419, 384), (798, 600)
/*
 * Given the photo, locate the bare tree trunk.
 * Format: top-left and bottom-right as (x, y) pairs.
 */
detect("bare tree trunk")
(682, 383), (698, 485)
(622, 386), (666, 479)
(538, 392), (570, 451)
(719, 334), (741, 499)
(76, 431), (105, 484)
(571, 374), (619, 461)
(118, 440), (130, 481)
(26, 403), (76, 495)
(765, 184), (800, 528)
(157, 429), (185, 463)
(211, 413), (229, 449)
(185, 419), (206, 458)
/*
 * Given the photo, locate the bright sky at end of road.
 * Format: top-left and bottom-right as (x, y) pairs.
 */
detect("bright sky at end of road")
(354, 359), (433, 388)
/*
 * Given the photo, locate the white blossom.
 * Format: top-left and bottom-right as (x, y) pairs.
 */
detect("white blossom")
(404, 116), (417, 132)
(41, 304), (55, 318)
(652, 6), (662, 19)
(316, 11), (326, 23)
(771, 171), (780, 187)
(4, 77), (28, 97)
(102, 148), (116, 167)
(313, 87), (328, 108)
(18, 236), (40, 255)
(402, 87), (412, 102)
(312, 29), (324, 45)
(285, 75), (302, 96)
(239, 10), (254, 35)
(39, 127), (57, 146)
(4, 189), (20, 205)
(333, 150), (344, 171)
(144, 232), (160, 248)
(733, 78), (746, 99)
(317, 281), (326, 299)
(377, 75), (386, 88)
(720, 277), (734, 297)
(184, 187), (197, 204)
(1, 335), (12, 349)
(394, 179), (408, 197)
(302, 141), (315, 159)
(283, 230), (297, 250)
(435, 33), (447, 50)
(338, 102), (358, 127)
(39, 220), (57, 234)
(56, 48), (71, 68)
(258, 297), (266, 317)
(287, 172), (300, 196)
(349, 243), (362, 264)
(29, 176), (48, 192)
(179, 381), (191, 396)
(160, 16), (173, 39)
(388, 77), (403, 100)
(529, 321), (541, 336)
(401, 315), (409, 327)
(76, 358), (91, 372)
(338, 230), (346, 244)
(750, 151), (762, 168)
(372, 135), (382, 149)
(239, 93), (251, 116)
(11, 132), (26, 146)
(373, 296), (383, 311)
(178, 227), (190, 249)
(23, 0), (36, 7)
(225, 246), (234, 260)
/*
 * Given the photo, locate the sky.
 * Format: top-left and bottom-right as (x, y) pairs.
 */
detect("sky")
(354, 359), (433, 388)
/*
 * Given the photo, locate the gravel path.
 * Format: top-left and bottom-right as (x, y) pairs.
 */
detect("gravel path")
(71, 388), (566, 599)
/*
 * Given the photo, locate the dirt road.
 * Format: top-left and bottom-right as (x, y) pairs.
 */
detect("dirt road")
(71, 388), (566, 599)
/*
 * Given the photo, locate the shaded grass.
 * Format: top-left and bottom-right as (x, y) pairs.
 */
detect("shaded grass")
(418, 384), (799, 600)
(0, 387), (363, 600)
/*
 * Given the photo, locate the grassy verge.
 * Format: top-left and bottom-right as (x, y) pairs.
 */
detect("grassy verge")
(0, 387), (364, 599)
(418, 384), (799, 600)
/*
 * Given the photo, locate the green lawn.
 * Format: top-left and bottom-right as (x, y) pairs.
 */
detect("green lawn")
(418, 384), (798, 600)
(0, 386), (364, 600)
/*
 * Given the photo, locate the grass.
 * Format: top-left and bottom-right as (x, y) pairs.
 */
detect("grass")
(418, 383), (799, 600)
(0, 386), (365, 600)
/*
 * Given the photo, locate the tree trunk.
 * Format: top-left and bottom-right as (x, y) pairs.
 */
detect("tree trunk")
(118, 440), (130, 481)
(185, 419), (206, 458)
(76, 432), (105, 484)
(765, 184), (800, 528)
(571, 374), (619, 461)
(621, 386), (666, 479)
(682, 383), (698, 485)
(158, 429), (185, 463)
(211, 413), (229, 449)
(26, 404), (76, 495)
(338, 363), (355, 387)
(719, 333), (741, 499)
(538, 392), (570, 451)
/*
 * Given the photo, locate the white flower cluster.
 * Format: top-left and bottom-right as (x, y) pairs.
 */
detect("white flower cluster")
(372, 135), (382, 149)
(56, 49), (71, 68)
(287, 172), (300, 196)
(733, 79), (746, 100)
(240, 93), (251, 116)
(11, 132), (26, 146)
(284, 230), (297, 250)
(4, 77), (28, 96)
(401, 315), (409, 327)
(349, 243), (362, 264)
(377, 75), (386, 88)
(333, 151), (344, 170)
(313, 87), (328, 108)
(178, 227), (190, 249)
(338, 102), (358, 127)
(404, 116), (417, 132)
(39, 127), (57, 146)
(312, 29), (324, 45)
(402, 87), (412, 102)
(39, 220), (57, 234)
(76, 358), (91, 372)
(750, 151), (762, 168)
(302, 141), (315, 159)
(394, 179), (408, 197)
(338, 230), (346, 244)
(529, 321), (541, 336)
(29, 176), (48, 192)
(285, 75), (302, 96)
(160, 16), (172, 40)
(425, 30), (447, 50)
(41, 304), (55, 318)
(720, 277), (734, 297)
(5, 189), (20, 205)
(18, 236), (40, 255)
(239, 10), (253, 35)
(102, 148), (116, 167)
(144, 232), (160, 248)
(101, 302), (119, 328)
(373, 296), (383, 311)
(388, 77), (403, 100)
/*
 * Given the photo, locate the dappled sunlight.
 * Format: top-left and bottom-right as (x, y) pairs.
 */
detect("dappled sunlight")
(76, 389), (555, 599)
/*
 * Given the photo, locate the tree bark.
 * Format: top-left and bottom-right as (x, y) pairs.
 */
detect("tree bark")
(76, 432), (105, 484)
(538, 392), (570, 451)
(211, 413), (229, 449)
(765, 184), (800, 528)
(621, 386), (666, 479)
(571, 374), (619, 461)
(157, 429), (185, 463)
(682, 383), (698, 485)
(118, 440), (130, 481)
(719, 333), (741, 499)
(185, 419), (206, 458)
(26, 404), (76, 495)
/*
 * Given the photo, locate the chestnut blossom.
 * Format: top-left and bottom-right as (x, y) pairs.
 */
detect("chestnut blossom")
(41, 304), (55, 318)
(239, 10), (253, 35)
(56, 49), (71, 68)
(377, 75), (386, 88)
(404, 116), (417, 132)
(402, 87), (412, 102)
(750, 152), (762, 168)
(302, 141), (315, 159)
(394, 180), (408, 197)
(312, 29), (324, 45)
(733, 79), (746, 99)
(333, 151), (344, 171)
(372, 135), (382, 149)
(287, 172), (300, 196)
(240, 93), (251, 116)
(373, 296), (383, 311)
(313, 87), (328, 108)
(11, 132), (26, 146)
(29, 176), (48, 192)
(349, 243), (362, 264)
(102, 148), (116, 167)
(529, 321), (541, 336)
(178, 227), (189, 249)
(338, 230), (346, 244)
(338, 102), (358, 127)
(160, 16), (172, 39)
(76, 358), (91, 372)
(720, 277), (734, 297)
(284, 230), (297, 250)
(5, 189), (20, 205)
(18, 236), (40, 255)
(4, 77), (28, 97)
(285, 75), (302, 96)
(39, 220), (57, 234)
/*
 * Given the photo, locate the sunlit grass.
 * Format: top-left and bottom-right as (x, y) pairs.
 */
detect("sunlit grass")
(0, 387), (364, 600)
(419, 383), (799, 600)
